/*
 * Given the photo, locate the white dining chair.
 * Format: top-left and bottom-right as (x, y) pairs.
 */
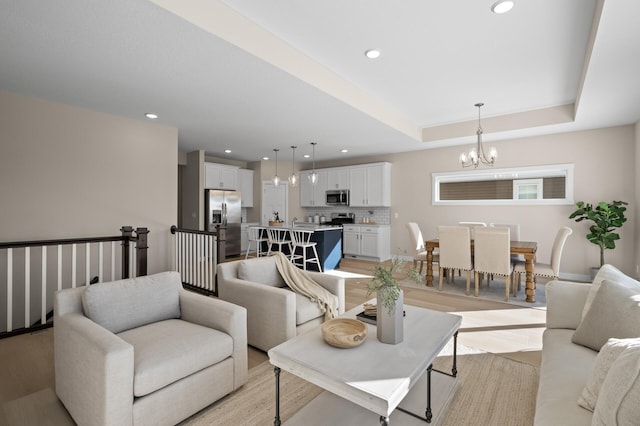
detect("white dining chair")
(474, 226), (514, 301)
(406, 222), (437, 274)
(490, 223), (522, 262)
(245, 226), (267, 259)
(289, 229), (322, 271)
(438, 226), (473, 295)
(459, 221), (487, 239)
(513, 226), (573, 290)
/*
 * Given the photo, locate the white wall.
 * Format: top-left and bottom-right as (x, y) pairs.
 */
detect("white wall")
(0, 91), (178, 273)
(315, 125), (636, 279)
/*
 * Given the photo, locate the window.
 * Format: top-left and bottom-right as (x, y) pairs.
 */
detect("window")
(432, 163), (574, 205)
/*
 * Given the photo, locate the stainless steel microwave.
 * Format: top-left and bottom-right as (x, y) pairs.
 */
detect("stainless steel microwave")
(326, 190), (349, 206)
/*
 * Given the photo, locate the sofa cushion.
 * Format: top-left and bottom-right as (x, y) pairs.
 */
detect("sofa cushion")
(237, 257), (286, 288)
(579, 337), (640, 411)
(592, 345), (640, 425)
(294, 292), (326, 325)
(118, 319), (233, 397)
(534, 329), (596, 426)
(82, 271), (181, 333)
(572, 279), (640, 351)
(583, 264), (640, 319)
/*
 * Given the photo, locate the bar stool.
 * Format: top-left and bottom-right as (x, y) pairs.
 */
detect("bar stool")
(245, 226), (267, 259)
(267, 227), (293, 259)
(289, 229), (322, 272)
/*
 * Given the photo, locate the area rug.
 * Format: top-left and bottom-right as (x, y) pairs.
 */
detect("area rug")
(400, 273), (547, 309)
(181, 343), (539, 426)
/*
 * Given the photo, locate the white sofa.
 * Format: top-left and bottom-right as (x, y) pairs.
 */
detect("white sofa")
(217, 256), (345, 352)
(534, 265), (640, 425)
(54, 271), (248, 426)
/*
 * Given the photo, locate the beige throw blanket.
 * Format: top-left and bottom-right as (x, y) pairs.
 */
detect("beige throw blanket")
(272, 252), (339, 320)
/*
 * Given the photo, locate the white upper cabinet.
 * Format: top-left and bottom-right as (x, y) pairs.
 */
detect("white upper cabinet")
(299, 170), (328, 207)
(205, 162), (238, 190)
(349, 163), (391, 207)
(237, 169), (254, 207)
(326, 167), (350, 190)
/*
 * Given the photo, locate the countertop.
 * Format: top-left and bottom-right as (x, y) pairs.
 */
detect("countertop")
(270, 223), (343, 231)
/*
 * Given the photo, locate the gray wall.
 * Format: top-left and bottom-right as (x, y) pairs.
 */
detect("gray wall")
(0, 91), (178, 274)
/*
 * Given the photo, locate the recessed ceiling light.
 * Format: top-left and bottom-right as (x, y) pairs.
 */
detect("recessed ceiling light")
(145, 113), (158, 119)
(364, 49), (381, 59)
(263, 156), (269, 161)
(303, 154), (310, 158)
(341, 149), (349, 153)
(224, 149), (232, 154)
(491, 0), (514, 14)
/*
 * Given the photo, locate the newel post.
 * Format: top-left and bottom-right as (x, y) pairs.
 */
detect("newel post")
(121, 226), (134, 279)
(135, 227), (149, 277)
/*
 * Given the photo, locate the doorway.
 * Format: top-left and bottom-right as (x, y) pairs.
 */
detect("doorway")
(261, 181), (288, 226)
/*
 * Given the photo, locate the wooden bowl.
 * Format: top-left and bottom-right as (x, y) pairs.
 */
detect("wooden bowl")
(321, 318), (367, 349)
(268, 220), (284, 227)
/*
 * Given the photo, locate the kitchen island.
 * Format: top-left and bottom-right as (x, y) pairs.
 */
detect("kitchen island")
(260, 224), (343, 271)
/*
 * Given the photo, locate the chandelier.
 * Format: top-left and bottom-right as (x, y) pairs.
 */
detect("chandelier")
(459, 103), (497, 168)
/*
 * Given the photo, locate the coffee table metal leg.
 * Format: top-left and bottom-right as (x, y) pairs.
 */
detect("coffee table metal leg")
(426, 364), (433, 423)
(274, 366), (281, 426)
(379, 415), (390, 425)
(452, 331), (458, 377)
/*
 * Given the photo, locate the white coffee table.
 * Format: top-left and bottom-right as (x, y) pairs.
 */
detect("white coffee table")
(268, 301), (462, 425)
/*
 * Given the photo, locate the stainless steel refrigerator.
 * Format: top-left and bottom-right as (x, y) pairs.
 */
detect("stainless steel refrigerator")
(205, 189), (241, 257)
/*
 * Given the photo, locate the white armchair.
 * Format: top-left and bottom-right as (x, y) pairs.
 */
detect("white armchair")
(54, 272), (247, 426)
(217, 256), (345, 352)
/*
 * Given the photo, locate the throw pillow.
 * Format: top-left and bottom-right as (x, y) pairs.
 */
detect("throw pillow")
(582, 264), (640, 319)
(237, 256), (286, 287)
(592, 345), (640, 425)
(82, 271), (182, 334)
(578, 337), (640, 411)
(572, 279), (640, 351)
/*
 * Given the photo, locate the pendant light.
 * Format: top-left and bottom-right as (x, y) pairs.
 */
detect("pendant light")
(272, 148), (280, 187)
(288, 145), (298, 187)
(309, 142), (318, 185)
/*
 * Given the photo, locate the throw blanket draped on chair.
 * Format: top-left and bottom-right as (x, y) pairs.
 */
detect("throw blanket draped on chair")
(272, 252), (339, 320)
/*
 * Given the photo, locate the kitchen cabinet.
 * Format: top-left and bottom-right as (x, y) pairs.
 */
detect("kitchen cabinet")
(237, 169), (254, 207)
(204, 162), (238, 190)
(299, 170), (328, 207)
(326, 167), (350, 190)
(343, 224), (390, 261)
(349, 163), (391, 207)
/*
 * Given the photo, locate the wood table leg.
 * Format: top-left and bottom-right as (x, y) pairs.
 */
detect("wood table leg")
(525, 253), (536, 303)
(426, 246), (434, 287)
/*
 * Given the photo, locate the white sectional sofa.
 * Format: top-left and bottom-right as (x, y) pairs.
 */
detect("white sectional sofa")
(534, 265), (640, 425)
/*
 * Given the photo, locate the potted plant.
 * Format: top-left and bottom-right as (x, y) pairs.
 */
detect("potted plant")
(366, 257), (422, 344)
(568, 200), (628, 271)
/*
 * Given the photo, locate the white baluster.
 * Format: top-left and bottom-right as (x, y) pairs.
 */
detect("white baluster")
(71, 244), (77, 288)
(25, 247), (30, 328)
(7, 248), (13, 332)
(41, 246), (47, 325)
(57, 245), (62, 291)
(99, 242), (103, 283)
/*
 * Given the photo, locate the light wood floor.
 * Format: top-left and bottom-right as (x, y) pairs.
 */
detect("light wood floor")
(0, 258), (545, 421)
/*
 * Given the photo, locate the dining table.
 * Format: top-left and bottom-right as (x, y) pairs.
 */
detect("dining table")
(425, 239), (539, 303)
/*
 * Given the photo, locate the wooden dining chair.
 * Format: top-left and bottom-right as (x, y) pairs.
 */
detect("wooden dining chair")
(437, 226), (473, 295)
(513, 226), (572, 290)
(474, 226), (514, 301)
(406, 222), (437, 274)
